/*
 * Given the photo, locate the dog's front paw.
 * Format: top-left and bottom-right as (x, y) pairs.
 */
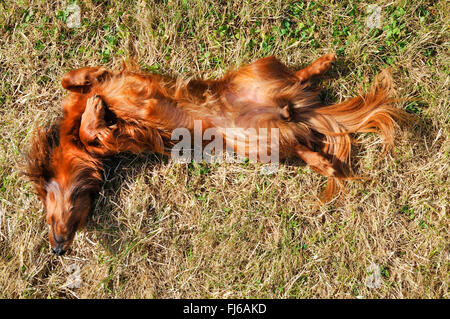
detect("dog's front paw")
(80, 95), (107, 144)
(85, 95), (105, 121)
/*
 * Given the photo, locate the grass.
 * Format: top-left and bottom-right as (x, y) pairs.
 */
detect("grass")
(0, 0), (448, 298)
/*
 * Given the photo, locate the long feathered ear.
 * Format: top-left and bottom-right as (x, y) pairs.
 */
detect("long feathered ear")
(24, 122), (61, 201)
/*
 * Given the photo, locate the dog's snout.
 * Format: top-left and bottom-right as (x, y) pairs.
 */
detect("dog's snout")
(51, 234), (67, 255)
(51, 245), (66, 256)
(54, 234), (65, 244)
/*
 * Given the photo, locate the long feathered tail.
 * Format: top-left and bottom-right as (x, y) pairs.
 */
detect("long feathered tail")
(300, 69), (409, 201)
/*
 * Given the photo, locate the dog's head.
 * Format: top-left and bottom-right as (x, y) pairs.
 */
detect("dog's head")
(25, 120), (103, 255)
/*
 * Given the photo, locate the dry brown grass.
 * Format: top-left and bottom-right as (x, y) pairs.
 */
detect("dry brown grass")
(0, 0), (448, 298)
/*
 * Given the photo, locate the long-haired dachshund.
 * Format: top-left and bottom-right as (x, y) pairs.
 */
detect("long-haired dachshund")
(26, 53), (406, 254)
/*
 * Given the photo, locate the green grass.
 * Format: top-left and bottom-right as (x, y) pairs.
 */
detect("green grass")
(0, 0), (448, 298)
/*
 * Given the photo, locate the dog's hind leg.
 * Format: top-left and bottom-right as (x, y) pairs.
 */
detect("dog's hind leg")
(295, 143), (336, 177)
(295, 53), (336, 82)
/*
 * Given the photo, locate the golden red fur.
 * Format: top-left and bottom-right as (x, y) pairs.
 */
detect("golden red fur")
(26, 54), (406, 254)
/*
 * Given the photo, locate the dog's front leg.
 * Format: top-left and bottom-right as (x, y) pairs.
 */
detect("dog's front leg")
(62, 67), (110, 93)
(80, 95), (116, 156)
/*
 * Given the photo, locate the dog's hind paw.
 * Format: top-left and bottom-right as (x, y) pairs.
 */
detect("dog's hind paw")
(295, 144), (336, 177)
(313, 53), (336, 74)
(310, 157), (336, 177)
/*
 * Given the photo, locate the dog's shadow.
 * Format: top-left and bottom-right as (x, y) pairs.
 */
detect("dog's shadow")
(84, 150), (314, 257)
(84, 152), (167, 255)
(296, 55), (356, 105)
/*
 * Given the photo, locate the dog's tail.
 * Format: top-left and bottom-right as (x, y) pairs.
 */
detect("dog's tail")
(301, 69), (409, 201)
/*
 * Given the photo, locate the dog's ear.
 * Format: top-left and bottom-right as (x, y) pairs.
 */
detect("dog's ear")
(24, 122), (61, 202)
(61, 67), (110, 93)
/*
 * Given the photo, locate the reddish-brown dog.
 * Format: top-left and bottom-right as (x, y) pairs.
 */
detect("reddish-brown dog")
(26, 54), (405, 254)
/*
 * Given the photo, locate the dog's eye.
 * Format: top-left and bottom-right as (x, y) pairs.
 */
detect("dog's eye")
(71, 221), (80, 233)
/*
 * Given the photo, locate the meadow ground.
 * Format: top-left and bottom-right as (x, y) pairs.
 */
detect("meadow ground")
(0, 0), (448, 298)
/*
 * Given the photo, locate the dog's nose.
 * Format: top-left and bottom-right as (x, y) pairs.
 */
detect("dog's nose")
(51, 246), (66, 256)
